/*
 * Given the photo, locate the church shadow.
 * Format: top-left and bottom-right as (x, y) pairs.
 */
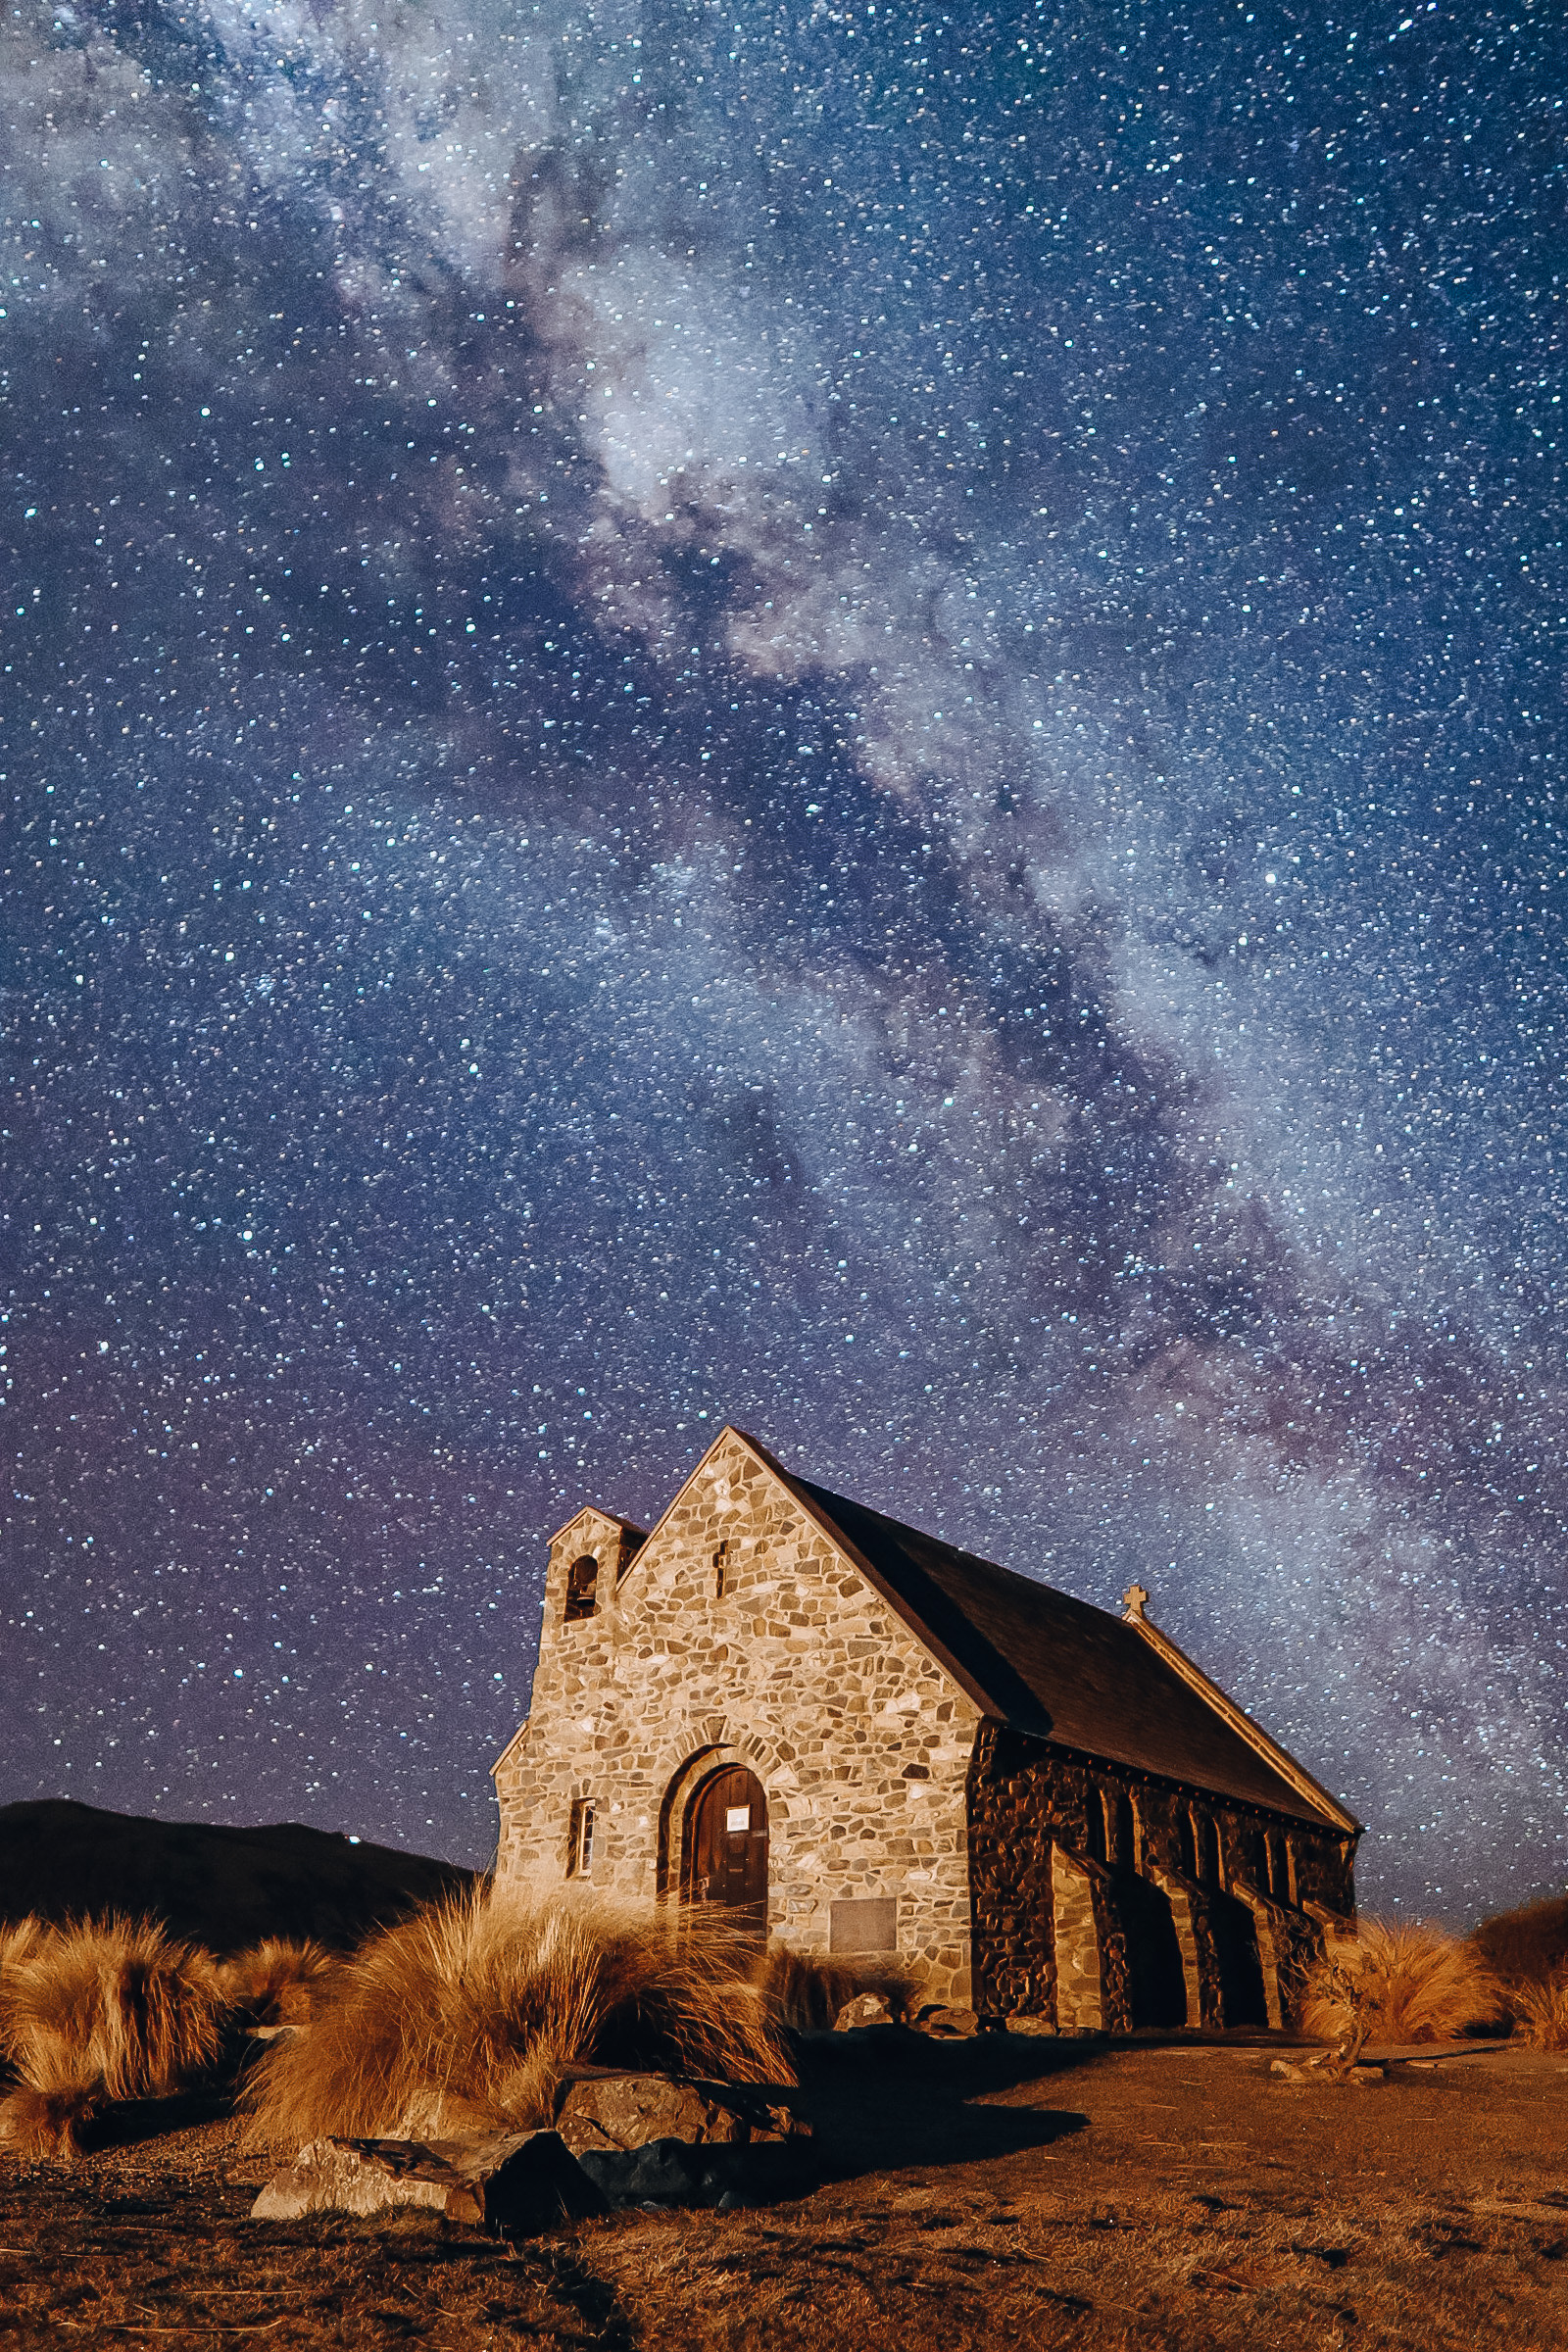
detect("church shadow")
(785, 2030), (1094, 2179)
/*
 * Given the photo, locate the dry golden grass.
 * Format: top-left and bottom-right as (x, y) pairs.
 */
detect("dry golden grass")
(244, 1881), (797, 2149)
(1298, 1918), (1507, 2052)
(1506, 1966), (1568, 2053)
(0, 1916), (57, 1982)
(0, 1914), (226, 2158)
(0, 1919), (57, 2081)
(755, 1944), (919, 2031)
(217, 1937), (338, 2027)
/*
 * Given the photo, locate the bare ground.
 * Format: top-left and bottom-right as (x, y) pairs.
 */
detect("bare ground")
(2, 2033), (1565, 2350)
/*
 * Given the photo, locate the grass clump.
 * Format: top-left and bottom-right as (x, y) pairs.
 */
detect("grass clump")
(755, 1945), (918, 2032)
(0, 1914), (226, 2158)
(218, 1937), (337, 2028)
(1504, 1968), (1568, 2053)
(244, 1882), (796, 2150)
(1298, 1918), (1506, 2055)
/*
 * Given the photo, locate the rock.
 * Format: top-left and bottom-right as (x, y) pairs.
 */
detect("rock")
(553, 2070), (798, 2156)
(575, 2139), (723, 2208)
(552, 2071), (810, 2211)
(1270, 2059), (1309, 2082)
(914, 2006), (981, 2039)
(1005, 2015), (1056, 2037)
(832, 1992), (896, 2032)
(251, 2131), (605, 2234)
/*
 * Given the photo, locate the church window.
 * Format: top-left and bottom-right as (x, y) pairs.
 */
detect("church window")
(1086, 1788), (1109, 1866)
(1265, 1829), (1293, 1902)
(564, 1553), (599, 1622)
(1178, 1810), (1198, 1879)
(566, 1798), (594, 1878)
(713, 1539), (731, 1599)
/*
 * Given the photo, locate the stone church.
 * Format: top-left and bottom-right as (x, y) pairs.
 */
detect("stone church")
(494, 1426), (1358, 2030)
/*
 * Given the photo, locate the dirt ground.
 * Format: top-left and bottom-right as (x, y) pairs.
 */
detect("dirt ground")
(1, 2031), (1565, 2350)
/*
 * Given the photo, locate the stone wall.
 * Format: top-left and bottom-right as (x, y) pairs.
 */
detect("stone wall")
(966, 1723), (1355, 2029)
(494, 1428), (983, 2005)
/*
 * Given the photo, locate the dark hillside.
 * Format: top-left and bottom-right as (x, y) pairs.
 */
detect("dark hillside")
(1471, 1893), (1568, 1988)
(0, 1799), (474, 1954)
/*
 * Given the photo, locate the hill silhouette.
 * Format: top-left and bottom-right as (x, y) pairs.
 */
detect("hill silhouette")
(1471, 1891), (1568, 1988)
(0, 1799), (474, 1954)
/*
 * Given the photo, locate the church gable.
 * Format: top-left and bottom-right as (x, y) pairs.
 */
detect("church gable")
(586, 1426), (967, 1730)
(614, 1426), (882, 1635)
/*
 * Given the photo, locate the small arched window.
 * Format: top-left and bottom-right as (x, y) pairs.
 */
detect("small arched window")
(564, 1552), (599, 1623)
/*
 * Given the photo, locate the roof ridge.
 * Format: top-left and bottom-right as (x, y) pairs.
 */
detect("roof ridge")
(1122, 1609), (1361, 1836)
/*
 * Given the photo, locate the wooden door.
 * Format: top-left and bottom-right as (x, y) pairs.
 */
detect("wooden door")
(683, 1765), (768, 1936)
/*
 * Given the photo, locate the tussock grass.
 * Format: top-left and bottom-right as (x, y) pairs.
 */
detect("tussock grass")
(756, 1945), (918, 2032)
(0, 2083), (103, 2162)
(1, 1918), (55, 2055)
(0, 1914), (226, 2158)
(1506, 1967), (1568, 2053)
(218, 1937), (337, 2027)
(244, 1882), (797, 2149)
(1299, 1918), (1506, 2052)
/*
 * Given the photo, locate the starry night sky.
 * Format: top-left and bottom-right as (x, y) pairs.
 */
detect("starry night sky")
(3, 0), (1562, 1918)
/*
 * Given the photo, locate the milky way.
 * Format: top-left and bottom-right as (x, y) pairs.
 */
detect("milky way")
(3, 0), (1562, 1915)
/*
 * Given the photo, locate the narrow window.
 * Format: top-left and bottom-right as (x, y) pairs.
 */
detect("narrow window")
(1266, 1830), (1293, 1902)
(1178, 1810), (1199, 1880)
(1112, 1790), (1138, 1871)
(566, 1798), (594, 1878)
(713, 1538), (731, 1599)
(1085, 1788), (1109, 1866)
(1195, 1813), (1222, 1887)
(564, 1552), (598, 1623)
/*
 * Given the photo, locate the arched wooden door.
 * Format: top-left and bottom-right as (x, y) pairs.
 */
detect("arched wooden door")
(682, 1765), (768, 1937)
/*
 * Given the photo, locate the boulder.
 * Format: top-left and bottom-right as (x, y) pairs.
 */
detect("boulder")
(552, 2070), (809, 2211)
(914, 2006), (981, 2039)
(832, 1992), (896, 2033)
(553, 2069), (797, 2156)
(1005, 2015), (1056, 2037)
(251, 2130), (604, 2233)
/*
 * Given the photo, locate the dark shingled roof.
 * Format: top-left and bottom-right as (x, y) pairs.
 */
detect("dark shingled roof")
(781, 1469), (1344, 1829)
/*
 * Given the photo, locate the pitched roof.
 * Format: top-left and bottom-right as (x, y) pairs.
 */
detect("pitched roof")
(746, 1438), (1353, 1833)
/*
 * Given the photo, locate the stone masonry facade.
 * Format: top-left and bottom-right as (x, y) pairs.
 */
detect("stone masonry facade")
(494, 1428), (984, 2005)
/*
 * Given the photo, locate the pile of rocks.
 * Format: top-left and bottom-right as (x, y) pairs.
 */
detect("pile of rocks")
(251, 2068), (811, 2236)
(830, 1994), (1054, 2038)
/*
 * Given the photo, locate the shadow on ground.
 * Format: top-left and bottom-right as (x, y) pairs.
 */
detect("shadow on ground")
(788, 2029), (1092, 2177)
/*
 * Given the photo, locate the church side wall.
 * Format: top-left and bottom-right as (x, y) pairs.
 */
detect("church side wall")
(494, 1435), (984, 2005)
(966, 1723), (1356, 2027)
